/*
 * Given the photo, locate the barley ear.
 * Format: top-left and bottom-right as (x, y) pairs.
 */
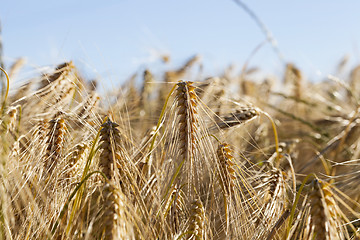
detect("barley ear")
(45, 118), (67, 176)
(186, 198), (205, 240)
(217, 143), (236, 195)
(95, 183), (134, 240)
(176, 80), (198, 164)
(309, 179), (340, 239)
(99, 118), (121, 181)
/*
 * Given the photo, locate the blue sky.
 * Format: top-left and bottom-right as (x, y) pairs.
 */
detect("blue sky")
(1, 0), (360, 85)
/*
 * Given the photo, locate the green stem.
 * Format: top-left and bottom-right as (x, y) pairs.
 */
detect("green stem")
(51, 171), (107, 235)
(146, 83), (177, 162)
(285, 173), (314, 239)
(0, 67), (9, 115)
(261, 111), (280, 166)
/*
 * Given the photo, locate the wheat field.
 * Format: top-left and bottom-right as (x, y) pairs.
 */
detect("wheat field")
(0, 56), (360, 239)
